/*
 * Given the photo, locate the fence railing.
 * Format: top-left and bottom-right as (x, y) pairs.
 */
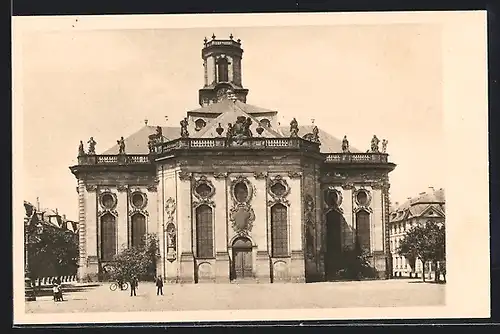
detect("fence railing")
(75, 144), (391, 166)
(324, 153), (389, 164)
(77, 154), (151, 165)
(157, 137), (320, 153)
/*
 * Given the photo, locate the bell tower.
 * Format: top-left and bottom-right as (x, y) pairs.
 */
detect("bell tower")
(198, 34), (249, 106)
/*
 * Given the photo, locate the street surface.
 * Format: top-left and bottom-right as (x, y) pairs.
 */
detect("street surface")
(25, 279), (445, 313)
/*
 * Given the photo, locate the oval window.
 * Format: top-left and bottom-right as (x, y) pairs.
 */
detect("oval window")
(234, 182), (249, 203)
(132, 193), (144, 208)
(195, 119), (206, 131)
(356, 191), (369, 206)
(195, 183), (212, 198)
(324, 190), (339, 207)
(271, 183), (286, 197)
(101, 193), (115, 209)
(260, 118), (271, 128)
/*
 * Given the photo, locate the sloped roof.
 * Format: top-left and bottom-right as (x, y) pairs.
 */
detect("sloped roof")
(389, 188), (446, 223)
(102, 126), (179, 155)
(188, 99), (277, 115)
(280, 125), (362, 154)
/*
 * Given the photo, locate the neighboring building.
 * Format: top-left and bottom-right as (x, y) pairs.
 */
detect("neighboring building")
(69, 35), (396, 284)
(389, 188), (445, 278)
(23, 201), (79, 278)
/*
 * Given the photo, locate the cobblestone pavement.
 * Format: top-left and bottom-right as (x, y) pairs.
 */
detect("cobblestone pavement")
(25, 279), (445, 314)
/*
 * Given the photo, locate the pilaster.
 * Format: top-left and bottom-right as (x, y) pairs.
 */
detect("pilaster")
(177, 171), (194, 283)
(117, 186), (128, 251)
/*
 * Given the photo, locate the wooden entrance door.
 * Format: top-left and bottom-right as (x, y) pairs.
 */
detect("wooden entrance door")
(232, 237), (253, 279)
(234, 249), (252, 279)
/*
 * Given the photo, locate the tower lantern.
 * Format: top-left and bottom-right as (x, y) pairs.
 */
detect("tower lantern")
(198, 34), (249, 106)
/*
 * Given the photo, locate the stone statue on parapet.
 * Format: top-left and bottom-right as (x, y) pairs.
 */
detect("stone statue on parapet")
(78, 140), (85, 157)
(226, 123), (233, 139)
(117, 136), (126, 155)
(290, 118), (299, 137)
(382, 139), (388, 153)
(312, 125), (320, 143)
(87, 137), (97, 155)
(148, 126), (164, 153)
(342, 135), (350, 153)
(370, 135), (380, 153)
(180, 117), (189, 138)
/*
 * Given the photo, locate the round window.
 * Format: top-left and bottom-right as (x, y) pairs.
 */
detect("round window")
(101, 193), (115, 209)
(132, 193), (145, 208)
(356, 190), (369, 206)
(234, 182), (249, 203)
(270, 183), (286, 197)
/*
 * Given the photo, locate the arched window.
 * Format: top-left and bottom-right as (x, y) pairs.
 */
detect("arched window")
(100, 213), (116, 261)
(195, 205), (214, 258)
(217, 57), (229, 82)
(131, 213), (146, 248)
(356, 210), (371, 252)
(271, 204), (288, 257)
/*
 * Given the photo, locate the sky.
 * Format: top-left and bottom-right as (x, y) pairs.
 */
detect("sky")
(18, 23), (444, 219)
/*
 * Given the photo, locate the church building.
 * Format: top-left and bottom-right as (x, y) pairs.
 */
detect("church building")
(70, 35), (396, 283)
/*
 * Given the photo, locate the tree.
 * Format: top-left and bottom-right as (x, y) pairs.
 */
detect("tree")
(337, 243), (378, 280)
(28, 225), (79, 282)
(397, 221), (445, 282)
(107, 233), (160, 283)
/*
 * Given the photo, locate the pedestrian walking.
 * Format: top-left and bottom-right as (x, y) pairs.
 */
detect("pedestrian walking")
(155, 275), (164, 296)
(129, 275), (138, 297)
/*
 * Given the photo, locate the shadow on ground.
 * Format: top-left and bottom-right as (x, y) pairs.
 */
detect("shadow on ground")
(408, 281), (447, 284)
(32, 284), (101, 297)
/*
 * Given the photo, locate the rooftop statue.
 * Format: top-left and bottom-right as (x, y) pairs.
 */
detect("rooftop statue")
(87, 137), (97, 155)
(78, 140), (85, 157)
(117, 136), (126, 155)
(180, 117), (189, 138)
(230, 116), (253, 144)
(371, 135), (380, 153)
(382, 139), (388, 153)
(342, 135), (350, 153)
(290, 118), (299, 137)
(312, 125), (320, 143)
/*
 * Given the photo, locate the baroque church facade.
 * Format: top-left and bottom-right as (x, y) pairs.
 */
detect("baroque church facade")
(70, 35), (396, 283)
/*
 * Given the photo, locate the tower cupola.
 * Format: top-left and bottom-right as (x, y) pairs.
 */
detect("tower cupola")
(198, 34), (249, 106)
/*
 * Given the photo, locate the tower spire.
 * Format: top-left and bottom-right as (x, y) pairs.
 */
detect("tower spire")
(198, 34), (249, 107)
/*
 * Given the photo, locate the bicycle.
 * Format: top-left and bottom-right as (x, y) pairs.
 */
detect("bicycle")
(109, 281), (129, 291)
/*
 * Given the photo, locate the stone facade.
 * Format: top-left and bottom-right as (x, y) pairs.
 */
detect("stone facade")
(69, 35), (396, 283)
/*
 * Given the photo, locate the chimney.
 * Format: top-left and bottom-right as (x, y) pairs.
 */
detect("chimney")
(428, 186), (435, 192)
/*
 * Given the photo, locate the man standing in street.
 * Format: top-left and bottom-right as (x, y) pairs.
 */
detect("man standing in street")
(129, 276), (138, 297)
(155, 275), (164, 296)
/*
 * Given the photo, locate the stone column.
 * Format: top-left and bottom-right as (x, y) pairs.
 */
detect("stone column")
(117, 186), (128, 252)
(85, 184), (98, 281)
(288, 174), (305, 282)
(177, 172), (194, 283)
(213, 174), (230, 283)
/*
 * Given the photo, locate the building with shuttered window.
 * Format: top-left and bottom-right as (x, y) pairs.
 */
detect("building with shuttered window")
(69, 35), (396, 283)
